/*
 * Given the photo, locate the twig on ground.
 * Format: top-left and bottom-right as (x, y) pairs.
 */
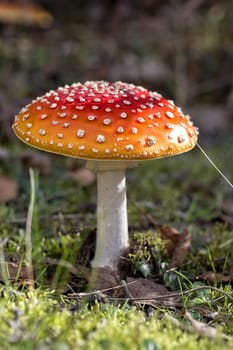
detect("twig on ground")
(120, 279), (141, 308)
(67, 285), (233, 304)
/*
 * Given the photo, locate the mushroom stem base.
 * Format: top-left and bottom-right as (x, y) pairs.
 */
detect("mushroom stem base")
(91, 168), (128, 268)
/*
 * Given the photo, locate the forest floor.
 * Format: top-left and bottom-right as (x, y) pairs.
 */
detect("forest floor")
(0, 131), (232, 349)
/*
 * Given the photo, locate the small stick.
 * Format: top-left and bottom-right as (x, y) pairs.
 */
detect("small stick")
(120, 280), (140, 308)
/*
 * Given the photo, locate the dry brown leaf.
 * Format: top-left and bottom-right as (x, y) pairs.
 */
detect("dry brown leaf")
(198, 270), (233, 283)
(0, 176), (18, 203)
(66, 167), (96, 186)
(20, 150), (52, 176)
(126, 277), (179, 307)
(160, 226), (191, 267)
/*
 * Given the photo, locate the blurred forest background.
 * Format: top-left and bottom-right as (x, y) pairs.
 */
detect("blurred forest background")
(0, 0), (232, 146)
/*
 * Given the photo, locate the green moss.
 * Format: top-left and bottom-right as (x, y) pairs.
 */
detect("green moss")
(0, 289), (231, 350)
(128, 231), (167, 277)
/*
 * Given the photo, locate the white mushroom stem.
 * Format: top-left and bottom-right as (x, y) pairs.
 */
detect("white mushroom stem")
(87, 161), (136, 268)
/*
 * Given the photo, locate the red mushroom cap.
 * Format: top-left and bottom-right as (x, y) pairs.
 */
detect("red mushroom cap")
(12, 81), (198, 160)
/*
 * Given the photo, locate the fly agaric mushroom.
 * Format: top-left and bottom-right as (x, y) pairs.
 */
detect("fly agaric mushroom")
(12, 81), (198, 268)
